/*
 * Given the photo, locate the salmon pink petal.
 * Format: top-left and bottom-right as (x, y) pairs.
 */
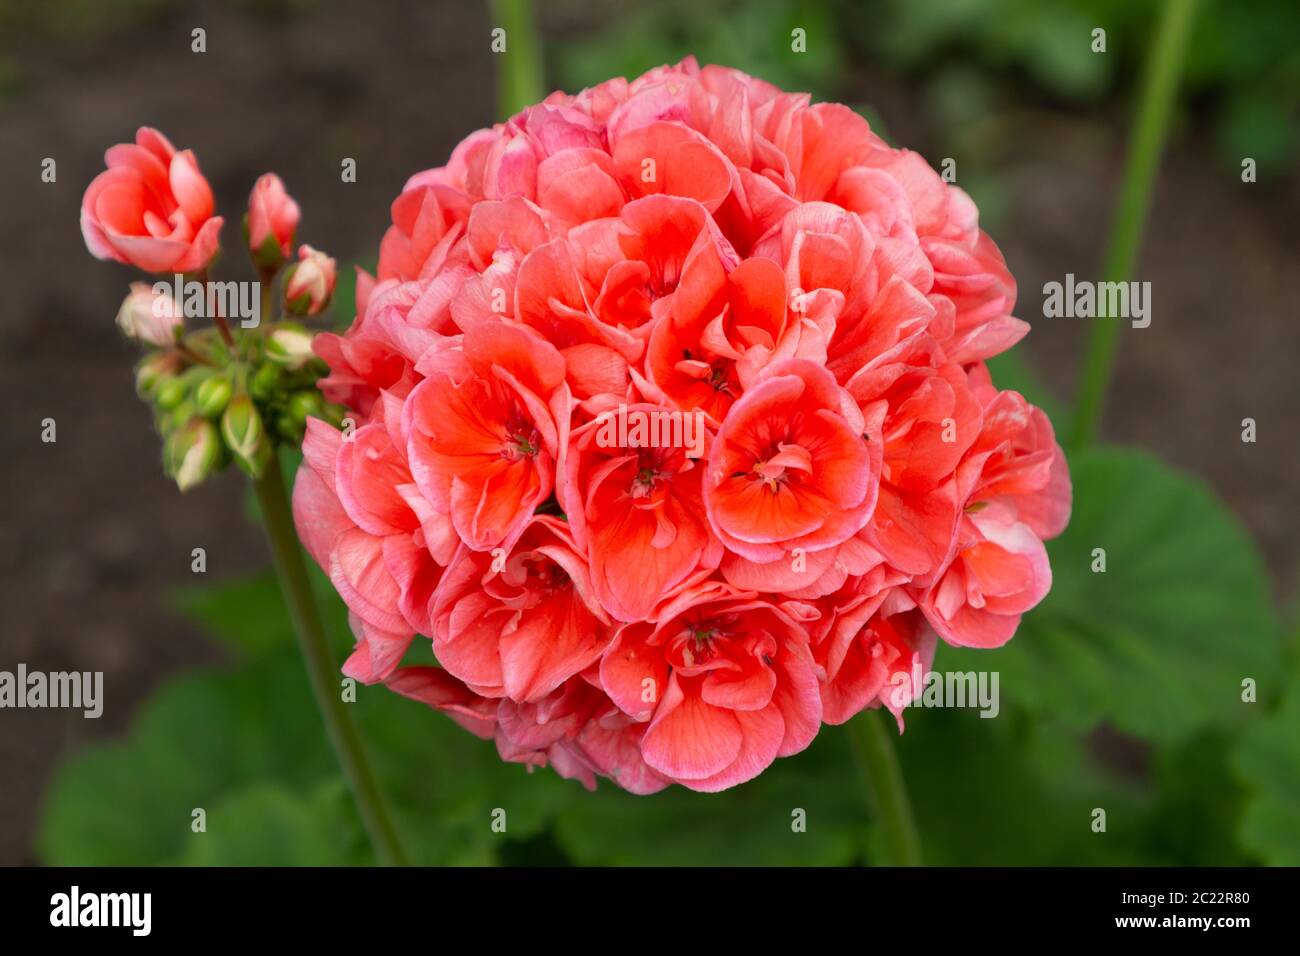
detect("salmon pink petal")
(499, 593), (606, 702)
(577, 720), (669, 795)
(681, 704), (784, 792)
(172, 216), (223, 273)
(291, 459), (350, 570)
(601, 626), (671, 722)
(343, 615), (416, 685)
(170, 150), (214, 223)
(641, 676), (744, 781)
(329, 528), (410, 635)
(701, 659), (776, 711)
(335, 424), (418, 536)
(385, 666), (499, 740)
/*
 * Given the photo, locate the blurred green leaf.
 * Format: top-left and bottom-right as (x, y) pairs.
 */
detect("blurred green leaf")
(552, 728), (866, 866)
(1216, 93), (1299, 177)
(37, 645), (582, 865)
(1009, 5), (1108, 101)
(946, 447), (1282, 746)
(179, 781), (368, 866)
(37, 654), (332, 866)
(1232, 674), (1300, 864)
(893, 706), (1149, 864)
(172, 573), (294, 658)
(557, 0), (846, 100)
(1145, 730), (1254, 865)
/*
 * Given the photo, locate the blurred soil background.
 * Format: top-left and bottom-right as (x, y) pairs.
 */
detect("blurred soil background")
(0, 0), (1296, 864)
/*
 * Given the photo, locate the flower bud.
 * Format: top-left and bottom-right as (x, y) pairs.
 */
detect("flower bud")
(116, 282), (182, 347)
(167, 399), (198, 432)
(288, 389), (324, 424)
(266, 322), (316, 370)
(246, 173), (300, 270)
(194, 375), (233, 418)
(221, 393), (268, 478)
(248, 362), (283, 402)
(135, 351), (182, 397)
(153, 376), (189, 411)
(284, 245), (336, 316)
(165, 418), (221, 492)
(276, 412), (302, 444)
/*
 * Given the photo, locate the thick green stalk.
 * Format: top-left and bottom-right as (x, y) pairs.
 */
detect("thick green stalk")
(252, 453), (408, 866)
(1068, 0), (1199, 450)
(848, 709), (923, 866)
(491, 0), (544, 118)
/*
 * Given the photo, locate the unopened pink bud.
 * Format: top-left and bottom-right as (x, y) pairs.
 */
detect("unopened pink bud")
(116, 281), (182, 347)
(284, 245), (337, 316)
(247, 173), (300, 268)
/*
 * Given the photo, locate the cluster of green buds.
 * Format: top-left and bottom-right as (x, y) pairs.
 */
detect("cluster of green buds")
(110, 172), (343, 491)
(136, 321), (347, 490)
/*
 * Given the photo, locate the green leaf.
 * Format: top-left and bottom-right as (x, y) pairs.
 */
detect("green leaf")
(36, 743), (169, 867)
(37, 644), (577, 865)
(944, 447), (1282, 745)
(556, 0), (847, 102)
(172, 573), (294, 657)
(892, 707), (1150, 865)
(552, 730), (866, 866)
(1144, 730), (1254, 865)
(179, 781), (368, 866)
(37, 654), (332, 866)
(1232, 675), (1300, 864)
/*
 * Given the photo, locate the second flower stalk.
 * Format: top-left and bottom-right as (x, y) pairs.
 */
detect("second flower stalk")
(85, 130), (407, 865)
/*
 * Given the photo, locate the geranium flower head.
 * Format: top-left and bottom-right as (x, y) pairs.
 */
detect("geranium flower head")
(294, 59), (1071, 793)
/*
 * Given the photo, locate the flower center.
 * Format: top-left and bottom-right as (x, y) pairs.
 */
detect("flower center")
(752, 442), (812, 491)
(501, 414), (541, 461)
(681, 624), (721, 667)
(522, 554), (569, 592)
(632, 465), (659, 498)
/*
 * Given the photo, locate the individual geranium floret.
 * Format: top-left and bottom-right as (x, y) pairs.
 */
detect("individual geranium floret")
(559, 401), (722, 622)
(600, 583), (821, 791)
(704, 358), (880, 589)
(429, 516), (611, 702)
(403, 322), (570, 552)
(82, 126), (223, 274)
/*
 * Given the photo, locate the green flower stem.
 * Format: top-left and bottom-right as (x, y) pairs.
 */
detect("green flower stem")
(1068, 0), (1199, 451)
(491, 0), (544, 118)
(195, 267), (238, 349)
(176, 341), (217, 368)
(848, 709), (923, 866)
(259, 272), (273, 345)
(252, 452), (408, 866)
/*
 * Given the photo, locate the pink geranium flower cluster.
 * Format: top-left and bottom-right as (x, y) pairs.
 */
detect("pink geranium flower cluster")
(294, 59), (1071, 793)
